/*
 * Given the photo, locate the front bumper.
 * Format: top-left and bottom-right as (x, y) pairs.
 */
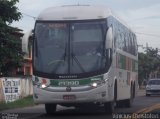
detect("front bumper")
(146, 89), (160, 95)
(33, 84), (109, 104)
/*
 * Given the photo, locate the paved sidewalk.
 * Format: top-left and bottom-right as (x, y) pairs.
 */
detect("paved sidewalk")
(137, 89), (145, 96)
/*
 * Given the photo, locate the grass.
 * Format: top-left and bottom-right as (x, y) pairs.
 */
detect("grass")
(0, 95), (35, 111)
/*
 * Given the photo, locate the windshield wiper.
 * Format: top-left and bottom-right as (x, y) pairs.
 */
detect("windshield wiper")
(71, 53), (85, 73)
(51, 43), (67, 73)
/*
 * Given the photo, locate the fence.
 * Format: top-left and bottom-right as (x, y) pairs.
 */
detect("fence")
(0, 77), (33, 103)
(19, 77), (33, 98)
(0, 79), (4, 102)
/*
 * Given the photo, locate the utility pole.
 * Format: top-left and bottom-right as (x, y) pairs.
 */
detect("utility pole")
(137, 43), (152, 53)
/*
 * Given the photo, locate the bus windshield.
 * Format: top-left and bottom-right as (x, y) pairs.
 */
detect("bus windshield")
(34, 20), (109, 78)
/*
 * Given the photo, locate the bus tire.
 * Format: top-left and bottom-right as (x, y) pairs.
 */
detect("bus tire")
(133, 83), (135, 98)
(125, 85), (134, 108)
(104, 82), (117, 114)
(146, 94), (150, 96)
(45, 104), (57, 115)
(104, 101), (115, 114)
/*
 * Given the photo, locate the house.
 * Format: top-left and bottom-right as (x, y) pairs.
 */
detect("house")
(7, 27), (33, 76)
(23, 44), (32, 76)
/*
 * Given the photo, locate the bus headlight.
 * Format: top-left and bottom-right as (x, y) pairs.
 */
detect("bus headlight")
(91, 82), (98, 87)
(41, 84), (47, 88)
(34, 77), (49, 89)
(40, 79), (49, 89)
(90, 80), (106, 88)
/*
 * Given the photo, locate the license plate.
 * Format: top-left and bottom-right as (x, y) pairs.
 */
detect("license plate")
(63, 95), (76, 100)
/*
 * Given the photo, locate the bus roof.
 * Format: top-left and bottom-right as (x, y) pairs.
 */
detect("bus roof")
(37, 5), (112, 21)
(37, 5), (132, 32)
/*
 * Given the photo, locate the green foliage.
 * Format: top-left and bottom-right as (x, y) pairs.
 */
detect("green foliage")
(0, 95), (34, 111)
(0, 0), (22, 76)
(0, 0), (21, 24)
(138, 48), (160, 85)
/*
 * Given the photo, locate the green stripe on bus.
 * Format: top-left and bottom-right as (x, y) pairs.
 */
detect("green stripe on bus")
(132, 60), (138, 72)
(117, 53), (138, 72)
(118, 54), (126, 69)
(50, 75), (103, 87)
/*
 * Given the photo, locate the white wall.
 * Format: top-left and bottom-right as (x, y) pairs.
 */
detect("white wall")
(0, 77), (33, 103)
(0, 79), (4, 102)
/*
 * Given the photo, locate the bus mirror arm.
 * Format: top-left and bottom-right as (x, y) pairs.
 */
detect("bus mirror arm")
(105, 48), (112, 66)
(22, 30), (33, 54)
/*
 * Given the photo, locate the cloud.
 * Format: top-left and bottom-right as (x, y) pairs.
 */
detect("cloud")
(117, 4), (160, 20)
(12, 0), (160, 49)
(117, 4), (160, 32)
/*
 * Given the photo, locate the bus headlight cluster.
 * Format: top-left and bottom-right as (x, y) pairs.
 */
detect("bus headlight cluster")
(35, 83), (49, 89)
(40, 79), (49, 89)
(34, 77), (49, 89)
(40, 83), (50, 89)
(91, 82), (98, 87)
(90, 80), (106, 88)
(41, 84), (47, 88)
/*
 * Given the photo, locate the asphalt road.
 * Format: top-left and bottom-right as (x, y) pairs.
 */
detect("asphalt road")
(1, 90), (160, 119)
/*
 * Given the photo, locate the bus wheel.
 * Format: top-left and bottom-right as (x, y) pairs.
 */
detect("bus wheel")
(125, 86), (134, 108)
(45, 104), (57, 115)
(104, 81), (117, 114)
(146, 94), (150, 96)
(104, 101), (115, 114)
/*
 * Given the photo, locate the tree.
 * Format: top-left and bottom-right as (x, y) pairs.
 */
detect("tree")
(138, 48), (160, 85)
(0, 0), (22, 76)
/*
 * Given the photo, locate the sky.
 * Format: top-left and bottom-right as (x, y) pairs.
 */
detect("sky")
(12, 0), (160, 51)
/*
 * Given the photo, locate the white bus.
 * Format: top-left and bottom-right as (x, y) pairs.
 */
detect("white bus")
(22, 5), (138, 114)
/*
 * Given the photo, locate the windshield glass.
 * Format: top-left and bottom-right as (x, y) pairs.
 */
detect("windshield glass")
(148, 80), (160, 85)
(34, 20), (108, 78)
(34, 23), (69, 74)
(70, 22), (106, 73)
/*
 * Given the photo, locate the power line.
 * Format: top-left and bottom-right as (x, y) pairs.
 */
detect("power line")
(22, 12), (36, 20)
(18, 12), (160, 38)
(135, 32), (160, 37)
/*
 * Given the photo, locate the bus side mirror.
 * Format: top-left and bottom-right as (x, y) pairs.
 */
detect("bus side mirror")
(22, 30), (33, 54)
(105, 27), (113, 65)
(105, 27), (113, 49)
